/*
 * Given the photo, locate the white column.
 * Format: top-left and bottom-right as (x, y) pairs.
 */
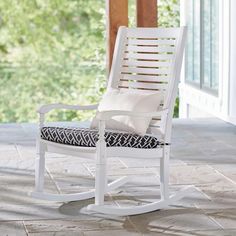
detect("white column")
(179, 0), (188, 118)
(229, 0), (236, 124)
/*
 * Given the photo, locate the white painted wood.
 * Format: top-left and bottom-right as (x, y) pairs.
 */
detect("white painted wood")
(119, 81), (168, 90)
(220, 0), (230, 120)
(179, 84), (222, 118)
(122, 59), (171, 68)
(107, 26), (128, 89)
(164, 27), (187, 142)
(123, 74), (169, 82)
(31, 189), (95, 202)
(89, 27), (188, 216)
(106, 146), (163, 159)
(126, 27), (181, 38)
(30, 176), (129, 202)
(35, 141), (46, 192)
(127, 39), (176, 46)
(229, 0), (236, 120)
(39, 114), (45, 130)
(33, 27), (188, 216)
(160, 145), (170, 200)
(95, 120), (107, 205)
(123, 52), (174, 60)
(179, 0), (187, 118)
(42, 139), (96, 159)
(126, 45), (175, 53)
(41, 139), (163, 159)
(121, 67), (170, 75)
(87, 185), (194, 216)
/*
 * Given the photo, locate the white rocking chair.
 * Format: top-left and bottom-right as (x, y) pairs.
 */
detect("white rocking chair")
(31, 26), (191, 216)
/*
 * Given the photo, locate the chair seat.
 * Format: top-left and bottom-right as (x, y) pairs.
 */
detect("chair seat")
(41, 127), (162, 149)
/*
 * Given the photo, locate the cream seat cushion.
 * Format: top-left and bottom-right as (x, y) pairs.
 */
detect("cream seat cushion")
(90, 89), (163, 135)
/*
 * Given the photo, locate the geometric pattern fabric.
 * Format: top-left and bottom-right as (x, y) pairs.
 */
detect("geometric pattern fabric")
(41, 126), (162, 149)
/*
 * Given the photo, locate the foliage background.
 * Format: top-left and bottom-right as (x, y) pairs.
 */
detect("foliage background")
(0, 0), (179, 123)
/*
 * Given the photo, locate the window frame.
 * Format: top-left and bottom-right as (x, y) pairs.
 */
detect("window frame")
(185, 0), (219, 96)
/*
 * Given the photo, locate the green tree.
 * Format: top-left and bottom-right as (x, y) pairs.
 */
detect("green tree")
(159, 0), (180, 27)
(0, 0), (180, 122)
(0, 0), (106, 122)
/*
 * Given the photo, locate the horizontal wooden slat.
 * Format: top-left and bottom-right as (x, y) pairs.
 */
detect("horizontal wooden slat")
(121, 67), (169, 75)
(122, 59), (171, 68)
(126, 28), (180, 38)
(126, 45), (175, 53)
(123, 74), (169, 82)
(123, 53), (174, 60)
(119, 80), (168, 90)
(127, 39), (176, 46)
(150, 120), (161, 126)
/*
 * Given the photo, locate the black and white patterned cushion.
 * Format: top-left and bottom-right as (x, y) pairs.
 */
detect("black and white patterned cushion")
(41, 127), (162, 149)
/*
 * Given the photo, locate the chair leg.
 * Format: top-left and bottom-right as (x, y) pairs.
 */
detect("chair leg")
(160, 145), (170, 200)
(95, 162), (107, 205)
(35, 141), (46, 192)
(87, 146), (194, 216)
(95, 138), (107, 206)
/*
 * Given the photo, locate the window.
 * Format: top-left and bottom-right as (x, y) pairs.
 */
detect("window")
(186, 0), (219, 93)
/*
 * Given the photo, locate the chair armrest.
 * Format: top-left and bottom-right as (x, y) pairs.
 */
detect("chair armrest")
(37, 103), (98, 114)
(95, 109), (169, 151)
(96, 109), (168, 121)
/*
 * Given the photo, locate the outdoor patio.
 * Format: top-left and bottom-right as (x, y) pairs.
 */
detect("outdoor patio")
(0, 118), (235, 235)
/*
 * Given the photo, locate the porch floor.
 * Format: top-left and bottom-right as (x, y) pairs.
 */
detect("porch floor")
(0, 118), (236, 235)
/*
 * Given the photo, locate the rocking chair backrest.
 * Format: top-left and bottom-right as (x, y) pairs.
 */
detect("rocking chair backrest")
(107, 27), (187, 142)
